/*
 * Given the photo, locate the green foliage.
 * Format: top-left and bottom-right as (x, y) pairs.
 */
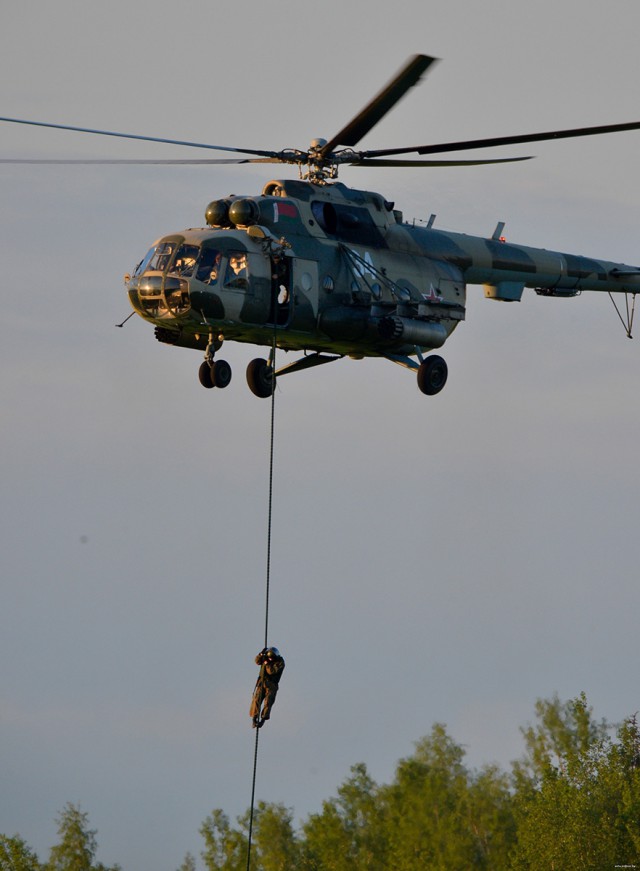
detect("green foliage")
(512, 696), (640, 869)
(200, 809), (246, 871)
(196, 696), (640, 870)
(6, 696), (640, 870)
(200, 802), (298, 871)
(45, 804), (119, 871)
(0, 834), (42, 871)
(177, 852), (197, 871)
(300, 727), (515, 870)
(248, 802), (299, 871)
(513, 692), (608, 786)
(381, 725), (514, 869)
(302, 763), (385, 870)
(46, 804), (96, 871)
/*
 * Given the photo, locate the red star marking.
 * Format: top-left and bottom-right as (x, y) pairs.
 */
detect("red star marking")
(423, 285), (443, 303)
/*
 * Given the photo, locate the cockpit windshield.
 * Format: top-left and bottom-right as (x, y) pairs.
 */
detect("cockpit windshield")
(132, 245), (159, 278)
(149, 242), (176, 273)
(132, 241), (222, 285)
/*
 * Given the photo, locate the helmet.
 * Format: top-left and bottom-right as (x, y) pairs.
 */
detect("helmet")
(267, 647), (280, 658)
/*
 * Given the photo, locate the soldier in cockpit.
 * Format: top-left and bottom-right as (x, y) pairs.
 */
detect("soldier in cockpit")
(173, 256), (196, 276)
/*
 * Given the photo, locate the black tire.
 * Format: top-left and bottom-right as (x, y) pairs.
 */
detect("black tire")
(246, 358), (275, 398)
(417, 355), (448, 395)
(212, 359), (232, 389)
(198, 360), (215, 389)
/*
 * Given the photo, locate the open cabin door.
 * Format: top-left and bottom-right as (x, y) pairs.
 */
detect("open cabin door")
(268, 254), (291, 326)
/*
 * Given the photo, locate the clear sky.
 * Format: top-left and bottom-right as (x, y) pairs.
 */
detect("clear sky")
(2, 1), (640, 868)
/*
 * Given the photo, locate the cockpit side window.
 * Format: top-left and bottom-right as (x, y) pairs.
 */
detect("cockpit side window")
(224, 251), (249, 289)
(195, 247), (222, 285)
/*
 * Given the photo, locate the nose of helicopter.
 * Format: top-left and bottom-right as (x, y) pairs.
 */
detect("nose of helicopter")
(128, 273), (191, 320)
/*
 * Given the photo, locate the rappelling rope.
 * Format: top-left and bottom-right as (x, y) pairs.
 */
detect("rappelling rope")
(246, 728), (260, 871)
(264, 330), (277, 648)
(246, 324), (278, 871)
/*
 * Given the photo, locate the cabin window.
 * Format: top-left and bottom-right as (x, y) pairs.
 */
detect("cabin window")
(311, 201), (338, 234)
(195, 247), (222, 285)
(224, 251), (249, 290)
(311, 201), (382, 245)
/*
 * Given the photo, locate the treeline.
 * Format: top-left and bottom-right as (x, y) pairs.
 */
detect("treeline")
(0, 803), (120, 871)
(3, 695), (640, 870)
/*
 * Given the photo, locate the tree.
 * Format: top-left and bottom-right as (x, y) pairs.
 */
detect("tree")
(301, 729), (515, 870)
(0, 834), (42, 871)
(465, 764), (516, 868)
(177, 852), (197, 871)
(248, 802), (299, 871)
(380, 724), (514, 869)
(191, 696), (640, 870)
(302, 763), (385, 870)
(200, 804), (298, 871)
(512, 695), (640, 869)
(200, 809), (246, 871)
(45, 804), (119, 871)
(512, 692), (608, 788)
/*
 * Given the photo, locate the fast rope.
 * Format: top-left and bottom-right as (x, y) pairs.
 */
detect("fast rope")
(246, 326), (278, 871)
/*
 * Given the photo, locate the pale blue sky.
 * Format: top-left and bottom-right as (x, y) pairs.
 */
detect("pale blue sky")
(2, 1), (640, 868)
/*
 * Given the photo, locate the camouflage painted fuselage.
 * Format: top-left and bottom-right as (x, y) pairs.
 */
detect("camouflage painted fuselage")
(126, 178), (640, 360)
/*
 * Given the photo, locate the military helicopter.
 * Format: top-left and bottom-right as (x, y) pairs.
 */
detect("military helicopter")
(3, 54), (640, 397)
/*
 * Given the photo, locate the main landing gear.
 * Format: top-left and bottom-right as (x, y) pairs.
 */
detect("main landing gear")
(246, 357), (275, 398)
(417, 354), (448, 395)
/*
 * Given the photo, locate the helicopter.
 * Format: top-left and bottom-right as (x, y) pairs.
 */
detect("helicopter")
(3, 54), (640, 397)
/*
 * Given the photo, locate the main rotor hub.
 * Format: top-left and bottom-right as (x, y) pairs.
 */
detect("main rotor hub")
(309, 137), (328, 153)
(302, 138), (339, 184)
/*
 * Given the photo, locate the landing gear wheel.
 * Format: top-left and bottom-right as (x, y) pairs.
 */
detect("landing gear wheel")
(199, 360), (215, 389)
(417, 355), (448, 395)
(212, 359), (232, 389)
(246, 358), (275, 398)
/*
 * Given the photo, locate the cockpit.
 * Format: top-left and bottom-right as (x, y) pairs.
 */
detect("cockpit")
(133, 242), (223, 283)
(128, 239), (248, 320)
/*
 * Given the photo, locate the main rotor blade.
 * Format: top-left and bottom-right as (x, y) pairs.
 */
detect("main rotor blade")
(320, 54), (437, 157)
(360, 119), (640, 159)
(350, 156), (533, 167)
(0, 157), (283, 165)
(0, 116), (277, 158)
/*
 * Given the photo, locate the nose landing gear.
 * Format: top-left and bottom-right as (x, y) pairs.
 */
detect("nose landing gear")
(199, 331), (232, 389)
(198, 359), (233, 389)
